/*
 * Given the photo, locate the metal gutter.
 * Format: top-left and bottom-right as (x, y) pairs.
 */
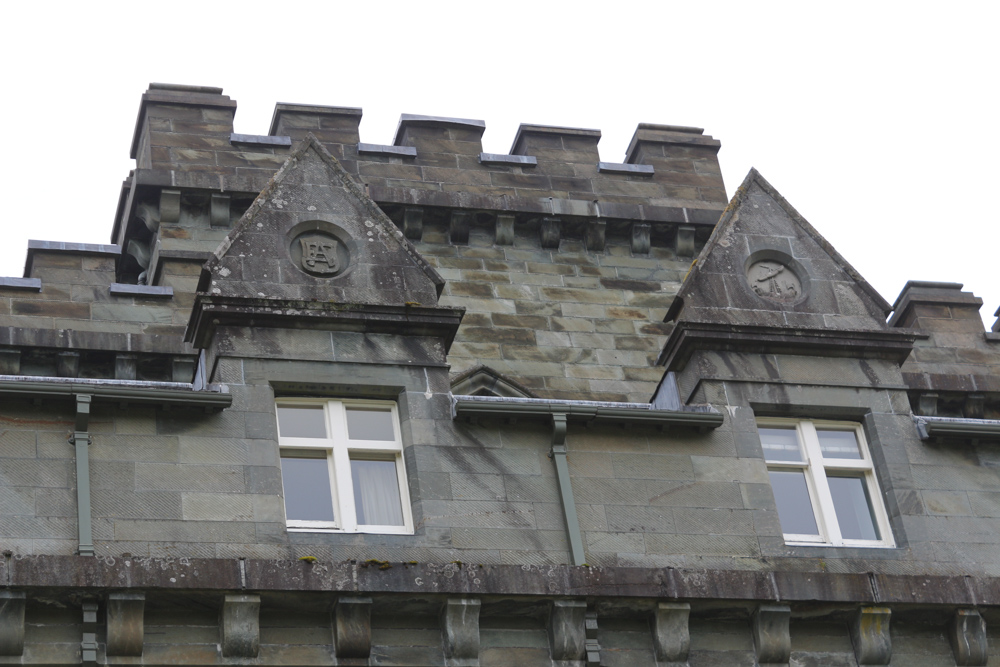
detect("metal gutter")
(452, 395), (723, 428)
(452, 395), (723, 567)
(0, 376), (231, 409)
(914, 416), (1000, 441)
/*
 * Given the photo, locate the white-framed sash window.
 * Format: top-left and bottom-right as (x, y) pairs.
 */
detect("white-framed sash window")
(276, 399), (412, 534)
(758, 418), (894, 548)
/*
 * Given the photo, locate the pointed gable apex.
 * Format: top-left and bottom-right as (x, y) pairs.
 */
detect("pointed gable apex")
(198, 133), (444, 305)
(666, 168), (891, 326)
(658, 169), (913, 370)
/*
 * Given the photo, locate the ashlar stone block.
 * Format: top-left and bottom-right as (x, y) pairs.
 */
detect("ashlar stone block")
(650, 601), (689, 662)
(106, 591), (145, 656)
(851, 606), (891, 665)
(752, 603), (790, 664)
(333, 596), (372, 659)
(441, 597), (481, 666)
(548, 599), (586, 660)
(221, 594), (260, 658)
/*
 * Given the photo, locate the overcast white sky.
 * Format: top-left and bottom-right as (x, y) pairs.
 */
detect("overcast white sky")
(2, 2), (997, 326)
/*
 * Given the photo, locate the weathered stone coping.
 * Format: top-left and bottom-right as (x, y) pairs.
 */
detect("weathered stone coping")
(229, 133), (292, 147)
(0, 375), (231, 409)
(357, 143), (417, 158)
(3, 556), (996, 607)
(0, 277), (41, 291)
(109, 283), (174, 298)
(451, 395), (722, 428)
(598, 162), (655, 175)
(478, 152), (537, 166)
(914, 415), (1000, 441)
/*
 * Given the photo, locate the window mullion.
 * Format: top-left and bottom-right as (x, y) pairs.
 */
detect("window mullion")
(327, 403), (357, 532)
(800, 421), (843, 545)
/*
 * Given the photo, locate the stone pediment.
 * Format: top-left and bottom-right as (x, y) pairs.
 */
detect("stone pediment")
(197, 133), (444, 305)
(659, 169), (913, 370)
(185, 135), (461, 348)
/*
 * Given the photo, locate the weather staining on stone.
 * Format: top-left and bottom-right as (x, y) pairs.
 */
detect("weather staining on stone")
(747, 260), (801, 302)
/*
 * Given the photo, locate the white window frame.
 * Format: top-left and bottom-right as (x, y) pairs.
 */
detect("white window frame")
(759, 418), (894, 548)
(276, 398), (413, 535)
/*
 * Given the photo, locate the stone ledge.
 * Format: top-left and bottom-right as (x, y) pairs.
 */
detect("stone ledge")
(109, 283), (174, 298)
(230, 133), (292, 147)
(7, 556), (998, 606)
(479, 153), (537, 167)
(357, 143), (417, 158)
(598, 162), (654, 175)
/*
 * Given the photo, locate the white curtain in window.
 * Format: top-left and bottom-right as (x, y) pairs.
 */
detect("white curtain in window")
(352, 459), (404, 526)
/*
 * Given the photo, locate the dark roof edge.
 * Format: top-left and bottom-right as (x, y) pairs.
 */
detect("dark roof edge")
(0, 376), (231, 409)
(452, 395), (723, 428)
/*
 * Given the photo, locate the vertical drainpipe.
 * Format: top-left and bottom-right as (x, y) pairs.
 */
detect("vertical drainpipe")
(71, 394), (95, 557)
(550, 413), (586, 566)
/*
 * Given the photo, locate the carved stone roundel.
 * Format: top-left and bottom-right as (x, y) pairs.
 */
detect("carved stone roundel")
(746, 260), (802, 302)
(290, 231), (348, 277)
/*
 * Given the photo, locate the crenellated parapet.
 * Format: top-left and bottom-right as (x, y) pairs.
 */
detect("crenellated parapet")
(117, 84), (726, 285)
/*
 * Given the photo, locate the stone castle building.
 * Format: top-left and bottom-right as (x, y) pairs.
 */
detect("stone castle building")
(0, 82), (998, 665)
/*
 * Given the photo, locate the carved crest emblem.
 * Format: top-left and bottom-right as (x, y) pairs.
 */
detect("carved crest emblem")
(299, 236), (340, 274)
(747, 260), (802, 302)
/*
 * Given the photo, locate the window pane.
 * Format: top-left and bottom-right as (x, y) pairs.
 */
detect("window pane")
(817, 429), (862, 459)
(769, 470), (819, 536)
(280, 454), (335, 522)
(828, 475), (881, 541)
(346, 408), (395, 441)
(351, 458), (404, 526)
(759, 427), (804, 462)
(277, 406), (327, 438)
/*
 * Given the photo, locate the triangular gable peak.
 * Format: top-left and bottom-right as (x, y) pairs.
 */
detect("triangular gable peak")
(185, 135), (462, 349)
(451, 364), (538, 398)
(199, 134), (444, 305)
(658, 169), (913, 371)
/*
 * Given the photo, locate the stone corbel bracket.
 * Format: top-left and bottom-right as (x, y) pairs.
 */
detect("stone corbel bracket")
(0, 591), (26, 656)
(548, 599), (586, 661)
(651, 601), (690, 662)
(753, 603), (791, 664)
(333, 596), (373, 659)
(950, 608), (988, 666)
(221, 594), (260, 658)
(852, 606), (891, 665)
(441, 597), (481, 666)
(107, 591), (145, 656)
